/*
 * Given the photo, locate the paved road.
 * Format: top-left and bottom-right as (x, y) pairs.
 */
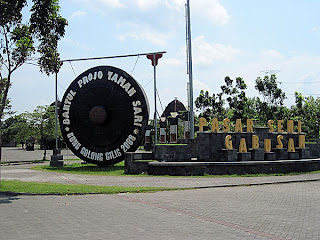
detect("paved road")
(1, 181), (320, 240)
(1, 147), (320, 239)
(1, 147), (79, 162)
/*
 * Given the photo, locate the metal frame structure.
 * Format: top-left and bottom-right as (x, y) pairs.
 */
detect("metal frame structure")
(52, 51), (166, 163)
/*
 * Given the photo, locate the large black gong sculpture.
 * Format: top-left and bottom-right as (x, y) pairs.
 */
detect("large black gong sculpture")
(59, 66), (149, 165)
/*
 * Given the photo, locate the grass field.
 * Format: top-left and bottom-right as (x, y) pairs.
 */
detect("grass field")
(31, 161), (320, 178)
(0, 180), (177, 195)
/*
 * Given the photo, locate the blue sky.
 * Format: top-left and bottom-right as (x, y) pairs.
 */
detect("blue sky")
(9, 0), (320, 117)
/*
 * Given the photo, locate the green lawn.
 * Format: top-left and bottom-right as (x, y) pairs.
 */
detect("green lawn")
(0, 180), (177, 195)
(32, 162), (126, 176)
(31, 161), (320, 178)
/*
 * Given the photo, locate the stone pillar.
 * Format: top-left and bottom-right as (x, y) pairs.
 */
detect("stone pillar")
(159, 118), (167, 144)
(169, 117), (178, 143)
(50, 149), (64, 167)
(183, 112), (190, 140)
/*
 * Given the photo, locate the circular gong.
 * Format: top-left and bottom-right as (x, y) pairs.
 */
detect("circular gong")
(59, 66), (149, 165)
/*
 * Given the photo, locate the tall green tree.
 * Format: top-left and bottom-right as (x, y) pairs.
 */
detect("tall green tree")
(290, 92), (320, 140)
(254, 74), (288, 125)
(1, 113), (31, 146)
(220, 76), (248, 121)
(255, 74), (286, 106)
(195, 90), (225, 121)
(0, 0), (67, 155)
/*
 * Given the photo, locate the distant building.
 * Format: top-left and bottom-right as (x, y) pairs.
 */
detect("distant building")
(161, 98), (187, 118)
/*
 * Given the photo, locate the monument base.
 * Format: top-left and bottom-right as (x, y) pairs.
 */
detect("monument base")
(50, 149), (64, 167)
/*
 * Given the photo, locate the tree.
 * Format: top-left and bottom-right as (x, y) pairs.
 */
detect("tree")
(0, 0), (67, 156)
(254, 74), (288, 125)
(1, 113), (31, 147)
(290, 92), (320, 140)
(255, 74), (286, 106)
(195, 90), (225, 121)
(25, 105), (59, 159)
(220, 76), (248, 121)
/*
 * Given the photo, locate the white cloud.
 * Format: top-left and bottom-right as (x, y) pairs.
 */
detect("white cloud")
(69, 10), (88, 18)
(312, 26), (320, 32)
(116, 24), (171, 46)
(194, 78), (211, 92)
(161, 58), (184, 67)
(135, 0), (160, 9)
(163, 0), (185, 10)
(97, 0), (124, 7)
(71, 0), (123, 9)
(261, 49), (285, 59)
(192, 35), (240, 64)
(61, 38), (95, 52)
(192, 0), (231, 26)
(70, 0), (230, 26)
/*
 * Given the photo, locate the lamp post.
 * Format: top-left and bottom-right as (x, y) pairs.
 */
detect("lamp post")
(147, 53), (163, 145)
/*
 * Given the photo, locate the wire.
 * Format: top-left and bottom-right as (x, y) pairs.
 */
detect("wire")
(131, 55), (140, 74)
(69, 62), (77, 77)
(58, 82), (65, 91)
(281, 81), (320, 84)
(156, 89), (164, 113)
(61, 51), (166, 63)
(143, 78), (153, 88)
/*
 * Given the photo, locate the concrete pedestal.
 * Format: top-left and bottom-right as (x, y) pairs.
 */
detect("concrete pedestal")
(297, 148), (310, 159)
(288, 151), (299, 160)
(222, 149), (237, 162)
(275, 148), (288, 160)
(250, 148), (264, 161)
(264, 152), (276, 161)
(238, 152), (251, 161)
(50, 149), (64, 167)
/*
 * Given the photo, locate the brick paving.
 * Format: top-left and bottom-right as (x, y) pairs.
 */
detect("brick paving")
(1, 147), (320, 239)
(1, 182), (320, 239)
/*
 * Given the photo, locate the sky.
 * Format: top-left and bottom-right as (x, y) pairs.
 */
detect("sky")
(8, 0), (320, 118)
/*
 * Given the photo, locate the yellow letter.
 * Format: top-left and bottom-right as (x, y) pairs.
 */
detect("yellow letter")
(298, 120), (302, 133)
(239, 138), (247, 153)
(211, 118), (219, 132)
(235, 119), (243, 133)
(252, 135), (259, 149)
(287, 120), (294, 133)
(225, 135), (233, 150)
(199, 117), (206, 132)
(299, 135), (305, 149)
(277, 120), (284, 133)
(268, 120), (274, 133)
(223, 118), (230, 132)
(246, 119), (254, 133)
(288, 138), (295, 152)
(264, 139), (271, 152)
(276, 135), (283, 149)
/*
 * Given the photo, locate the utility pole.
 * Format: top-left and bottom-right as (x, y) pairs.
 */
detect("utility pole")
(186, 0), (195, 139)
(50, 70), (63, 167)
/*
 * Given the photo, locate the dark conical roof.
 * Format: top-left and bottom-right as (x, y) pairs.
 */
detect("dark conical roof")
(161, 98), (187, 118)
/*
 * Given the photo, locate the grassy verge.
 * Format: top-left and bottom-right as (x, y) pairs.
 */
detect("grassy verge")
(0, 180), (177, 195)
(31, 162), (320, 177)
(32, 162), (126, 176)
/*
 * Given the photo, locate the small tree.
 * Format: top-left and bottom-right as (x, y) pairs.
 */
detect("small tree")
(0, 0), (67, 158)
